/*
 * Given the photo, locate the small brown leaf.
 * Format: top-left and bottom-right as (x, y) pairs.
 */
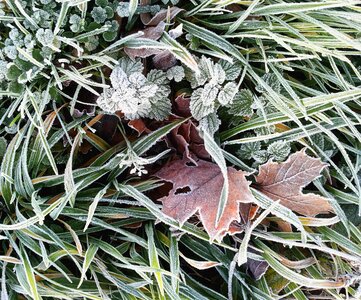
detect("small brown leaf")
(156, 159), (255, 241)
(144, 7), (184, 26)
(166, 120), (209, 164)
(254, 149), (333, 216)
(124, 22), (165, 59)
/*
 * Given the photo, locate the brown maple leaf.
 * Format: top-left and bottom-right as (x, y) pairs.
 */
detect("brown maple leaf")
(254, 149), (334, 216)
(155, 159), (255, 241)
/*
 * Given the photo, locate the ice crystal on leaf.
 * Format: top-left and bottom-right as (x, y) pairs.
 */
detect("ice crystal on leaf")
(97, 58), (172, 120)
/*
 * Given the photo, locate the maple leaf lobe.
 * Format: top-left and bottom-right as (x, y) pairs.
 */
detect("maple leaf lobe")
(155, 159), (255, 241)
(255, 149), (333, 216)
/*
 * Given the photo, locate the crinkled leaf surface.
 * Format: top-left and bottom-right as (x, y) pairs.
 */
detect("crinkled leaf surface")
(254, 149), (334, 216)
(156, 158), (255, 241)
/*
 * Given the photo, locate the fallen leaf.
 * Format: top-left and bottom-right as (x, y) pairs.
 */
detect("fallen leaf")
(254, 149), (333, 216)
(246, 249), (269, 280)
(128, 119), (151, 136)
(181, 255), (222, 270)
(124, 22), (165, 59)
(153, 50), (177, 70)
(144, 7), (184, 26)
(166, 120), (209, 164)
(156, 159), (255, 241)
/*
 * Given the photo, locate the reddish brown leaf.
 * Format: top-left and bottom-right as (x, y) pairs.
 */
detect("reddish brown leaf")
(124, 22), (165, 59)
(153, 50), (177, 70)
(166, 120), (209, 164)
(128, 119), (151, 136)
(156, 159), (255, 241)
(144, 7), (184, 26)
(254, 149), (333, 216)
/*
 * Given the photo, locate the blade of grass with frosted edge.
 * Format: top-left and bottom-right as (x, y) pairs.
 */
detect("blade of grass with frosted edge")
(65, 132), (83, 207)
(161, 32), (199, 72)
(237, 201), (280, 266)
(169, 235), (180, 293)
(227, 0), (261, 34)
(19, 245), (42, 300)
(251, 188), (309, 243)
(145, 223), (165, 298)
(78, 244), (98, 288)
(252, 1), (358, 15)
(84, 184), (110, 232)
(128, 0), (138, 23)
(202, 130), (229, 229)
(255, 240), (347, 289)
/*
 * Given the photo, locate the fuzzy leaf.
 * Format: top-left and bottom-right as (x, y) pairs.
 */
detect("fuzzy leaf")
(219, 59), (242, 81)
(156, 158), (255, 241)
(255, 150), (334, 216)
(228, 89), (254, 117)
(190, 88), (215, 120)
(218, 82), (237, 105)
(199, 113), (221, 135)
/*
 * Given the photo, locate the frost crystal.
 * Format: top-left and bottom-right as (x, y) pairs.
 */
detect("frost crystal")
(97, 58), (173, 120)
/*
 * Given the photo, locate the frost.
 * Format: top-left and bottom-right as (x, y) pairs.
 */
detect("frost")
(219, 59), (242, 81)
(116, 2), (130, 17)
(228, 89), (254, 117)
(166, 66), (185, 82)
(97, 57), (173, 120)
(187, 56), (239, 121)
(0, 60), (7, 80)
(36, 28), (54, 46)
(91, 7), (108, 24)
(84, 36), (99, 52)
(69, 15), (82, 33)
(218, 82), (237, 105)
(267, 140), (291, 162)
(237, 142), (261, 160)
(199, 113), (221, 135)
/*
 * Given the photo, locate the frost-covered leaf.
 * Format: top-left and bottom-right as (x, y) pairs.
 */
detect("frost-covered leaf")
(253, 150), (268, 164)
(117, 2), (130, 17)
(198, 113), (221, 135)
(267, 140), (291, 162)
(237, 141), (261, 160)
(147, 69), (169, 85)
(256, 73), (281, 94)
(228, 89), (254, 117)
(148, 96), (172, 121)
(210, 62), (226, 85)
(96, 88), (118, 113)
(190, 88), (215, 120)
(110, 66), (130, 90)
(156, 158), (255, 241)
(219, 59), (242, 81)
(147, 85), (171, 120)
(255, 149), (334, 216)
(118, 57), (143, 76)
(166, 65), (185, 82)
(201, 83), (219, 106)
(218, 82), (237, 105)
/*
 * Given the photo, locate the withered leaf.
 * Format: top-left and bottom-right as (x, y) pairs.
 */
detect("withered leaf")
(156, 159), (255, 241)
(254, 149), (333, 216)
(124, 22), (165, 59)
